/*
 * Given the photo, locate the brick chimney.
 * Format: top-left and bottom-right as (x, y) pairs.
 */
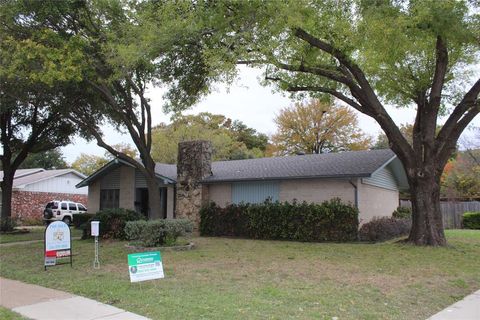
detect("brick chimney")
(175, 140), (212, 230)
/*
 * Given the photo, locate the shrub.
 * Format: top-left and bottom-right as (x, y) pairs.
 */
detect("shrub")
(18, 216), (44, 226)
(72, 214), (95, 229)
(200, 198), (359, 242)
(93, 208), (145, 239)
(358, 217), (411, 242)
(463, 211), (480, 229)
(125, 219), (193, 247)
(392, 206), (412, 219)
(0, 217), (17, 232)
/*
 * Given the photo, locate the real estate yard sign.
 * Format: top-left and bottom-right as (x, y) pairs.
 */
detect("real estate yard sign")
(128, 251), (164, 282)
(44, 221), (72, 270)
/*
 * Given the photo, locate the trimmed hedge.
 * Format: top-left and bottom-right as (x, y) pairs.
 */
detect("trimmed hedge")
(92, 208), (145, 239)
(463, 211), (480, 229)
(200, 198), (359, 242)
(358, 217), (411, 242)
(125, 219), (193, 247)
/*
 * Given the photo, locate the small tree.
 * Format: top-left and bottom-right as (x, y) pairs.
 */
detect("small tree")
(272, 100), (371, 155)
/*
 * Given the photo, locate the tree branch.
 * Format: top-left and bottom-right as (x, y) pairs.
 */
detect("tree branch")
(436, 77), (480, 156)
(429, 36), (448, 109)
(292, 27), (414, 166)
(275, 61), (358, 88)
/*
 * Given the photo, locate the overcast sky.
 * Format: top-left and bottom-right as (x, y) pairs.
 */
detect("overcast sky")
(61, 66), (479, 164)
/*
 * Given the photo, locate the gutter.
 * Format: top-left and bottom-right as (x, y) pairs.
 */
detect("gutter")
(349, 179), (358, 208)
(200, 173), (371, 184)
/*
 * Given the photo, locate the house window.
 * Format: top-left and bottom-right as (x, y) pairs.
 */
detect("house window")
(100, 189), (119, 210)
(232, 181), (280, 204)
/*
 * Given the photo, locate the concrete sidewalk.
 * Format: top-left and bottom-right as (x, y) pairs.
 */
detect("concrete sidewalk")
(427, 289), (480, 320)
(0, 278), (150, 320)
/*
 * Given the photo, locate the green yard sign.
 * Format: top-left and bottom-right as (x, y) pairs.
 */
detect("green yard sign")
(127, 251), (164, 283)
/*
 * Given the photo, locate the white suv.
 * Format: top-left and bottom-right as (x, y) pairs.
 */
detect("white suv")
(43, 200), (88, 225)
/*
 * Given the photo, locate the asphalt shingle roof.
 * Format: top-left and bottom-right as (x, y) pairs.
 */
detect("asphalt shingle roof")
(154, 163), (177, 181)
(154, 149), (396, 183)
(0, 169), (86, 188)
(0, 168), (44, 181)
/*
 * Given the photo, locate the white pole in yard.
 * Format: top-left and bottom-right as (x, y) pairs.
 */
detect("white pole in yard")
(91, 221), (100, 269)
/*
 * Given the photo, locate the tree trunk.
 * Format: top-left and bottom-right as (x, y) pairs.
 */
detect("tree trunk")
(0, 168), (14, 231)
(143, 158), (162, 220)
(146, 176), (162, 220)
(407, 172), (446, 246)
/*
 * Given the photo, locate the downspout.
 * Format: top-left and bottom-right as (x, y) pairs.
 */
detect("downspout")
(173, 184), (176, 219)
(349, 179), (358, 208)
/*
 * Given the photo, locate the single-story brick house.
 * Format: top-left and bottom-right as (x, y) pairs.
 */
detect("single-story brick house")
(77, 140), (408, 228)
(0, 168), (88, 221)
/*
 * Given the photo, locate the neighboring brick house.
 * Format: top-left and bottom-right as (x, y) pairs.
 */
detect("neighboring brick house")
(0, 169), (88, 221)
(77, 140), (409, 228)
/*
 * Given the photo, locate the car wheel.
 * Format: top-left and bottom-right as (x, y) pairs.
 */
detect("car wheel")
(62, 216), (72, 225)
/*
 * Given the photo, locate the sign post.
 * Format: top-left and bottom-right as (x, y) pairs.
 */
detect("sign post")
(91, 221), (100, 269)
(128, 251), (164, 282)
(44, 221), (72, 270)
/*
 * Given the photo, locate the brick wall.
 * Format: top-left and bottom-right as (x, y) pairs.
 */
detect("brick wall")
(11, 191), (88, 220)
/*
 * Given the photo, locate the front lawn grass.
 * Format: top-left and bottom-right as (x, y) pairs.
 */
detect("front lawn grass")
(0, 307), (28, 320)
(0, 230), (479, 320)
(0, 227), (82, 244)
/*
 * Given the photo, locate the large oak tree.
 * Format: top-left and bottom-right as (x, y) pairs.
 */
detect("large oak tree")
(202, 0), (479, 245)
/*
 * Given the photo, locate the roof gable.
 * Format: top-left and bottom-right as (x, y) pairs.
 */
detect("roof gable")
(12, 169), (86, 189)
(75, 159), (176, 188)
(0, 168), (45, 181)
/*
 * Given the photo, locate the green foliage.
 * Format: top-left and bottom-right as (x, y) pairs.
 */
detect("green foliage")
(19, 148), (67, 170)
(93, 208), (145, 240)
(200, 199), (358, 242)
(359, 217), (412, 242)
(230, 120), (269, 151)
(71, 153), (109, 176)
(392, 206), (412, 219)
(125, 219), (193, 247)
(72, 213), (95, 229)
(0, 217), (17, 232)
(151, 112), (268, 163)
(463, 212), (480, 230)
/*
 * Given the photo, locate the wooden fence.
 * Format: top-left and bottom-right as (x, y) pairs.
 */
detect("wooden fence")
(399, 200), (480, 229)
